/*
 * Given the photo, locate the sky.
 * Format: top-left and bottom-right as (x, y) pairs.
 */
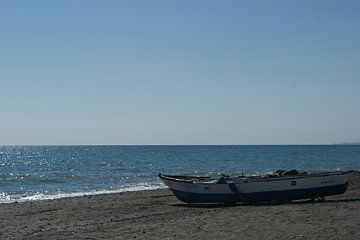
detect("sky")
(0, 0), (359, 145)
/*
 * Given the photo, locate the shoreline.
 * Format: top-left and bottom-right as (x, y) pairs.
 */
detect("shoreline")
(0, 185), (167, 205)
(1, 172), (359, 239)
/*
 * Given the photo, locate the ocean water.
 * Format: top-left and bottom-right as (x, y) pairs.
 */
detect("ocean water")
(1, 145), (359, 204)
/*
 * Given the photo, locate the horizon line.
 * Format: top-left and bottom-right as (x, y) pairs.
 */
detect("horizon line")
(1, 143), (359, 147)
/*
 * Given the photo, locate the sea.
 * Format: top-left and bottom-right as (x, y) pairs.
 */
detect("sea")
(1, 145), (360, 204)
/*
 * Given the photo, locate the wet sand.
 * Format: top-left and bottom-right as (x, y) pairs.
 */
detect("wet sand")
(1, 172), (359, 240)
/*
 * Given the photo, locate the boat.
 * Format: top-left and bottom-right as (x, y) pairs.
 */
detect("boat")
(158, 170), (353, 204)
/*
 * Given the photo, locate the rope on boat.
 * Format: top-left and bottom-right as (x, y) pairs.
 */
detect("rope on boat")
(228, 182), (245, 202)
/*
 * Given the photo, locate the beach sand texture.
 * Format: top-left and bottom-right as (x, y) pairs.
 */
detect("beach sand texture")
(1, 172), (359, 240)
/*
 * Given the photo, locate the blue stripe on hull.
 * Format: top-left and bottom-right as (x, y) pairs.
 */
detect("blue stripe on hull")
(171, 183), (348, 203)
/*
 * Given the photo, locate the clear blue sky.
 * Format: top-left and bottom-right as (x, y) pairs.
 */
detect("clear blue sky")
(1, 0), (359, 145)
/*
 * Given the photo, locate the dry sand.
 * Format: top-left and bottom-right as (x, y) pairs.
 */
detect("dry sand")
(1, 172), (359, 240)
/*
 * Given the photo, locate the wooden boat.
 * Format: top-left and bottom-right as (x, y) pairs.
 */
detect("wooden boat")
(158, 170), (352, 204)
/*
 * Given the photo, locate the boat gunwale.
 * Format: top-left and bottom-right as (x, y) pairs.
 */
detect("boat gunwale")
(158, 171), (353, 185)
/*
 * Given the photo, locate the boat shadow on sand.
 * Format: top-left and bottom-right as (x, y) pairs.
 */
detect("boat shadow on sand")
(172, 198), (360, 208)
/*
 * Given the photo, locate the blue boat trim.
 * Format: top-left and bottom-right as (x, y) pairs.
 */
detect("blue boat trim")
(170, 183), (349, 203)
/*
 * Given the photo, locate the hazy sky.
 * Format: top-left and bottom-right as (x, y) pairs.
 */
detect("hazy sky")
(1, 0), (359, 145)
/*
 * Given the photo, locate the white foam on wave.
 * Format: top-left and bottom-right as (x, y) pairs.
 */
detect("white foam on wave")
(0, 183), (167, 204)
(0, 192), (12, 203)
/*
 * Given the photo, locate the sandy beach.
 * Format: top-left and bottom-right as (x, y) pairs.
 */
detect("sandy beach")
(1, 172), (359, 240)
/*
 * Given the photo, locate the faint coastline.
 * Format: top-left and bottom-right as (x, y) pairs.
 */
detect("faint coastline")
(333, 142), (360, 145)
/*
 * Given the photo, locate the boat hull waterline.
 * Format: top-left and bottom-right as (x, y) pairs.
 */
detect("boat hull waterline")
(158, 171), (352, 203)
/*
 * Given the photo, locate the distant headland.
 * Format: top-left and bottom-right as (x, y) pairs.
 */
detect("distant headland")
(334, 142), (360, 145)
